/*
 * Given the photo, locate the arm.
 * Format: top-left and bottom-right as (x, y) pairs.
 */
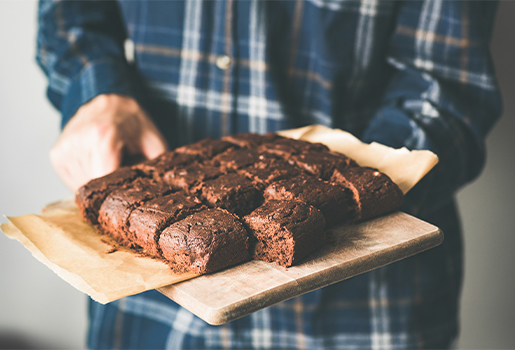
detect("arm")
(36, 0), (167, 191)
(362, 0), (502, 216)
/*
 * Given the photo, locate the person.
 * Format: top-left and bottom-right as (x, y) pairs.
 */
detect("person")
(36, 1), (501, 349)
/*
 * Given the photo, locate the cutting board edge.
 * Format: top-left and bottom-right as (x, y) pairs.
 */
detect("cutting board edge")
(158, 275), (302, 325)
(158, 225), (444, 325)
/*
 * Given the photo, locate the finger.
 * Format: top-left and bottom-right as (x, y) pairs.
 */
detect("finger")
(70, 150), (96, 190)
(61, 162), (85, 193)
(50, 145), (83, 192)
(139, 128), (168, 160)
(90, 128), (124, 179)
(52, 153), (89, 193)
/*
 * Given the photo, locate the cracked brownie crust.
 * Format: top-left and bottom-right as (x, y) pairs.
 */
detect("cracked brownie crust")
(159, 209), (250, 274)
(127, 192), (205, 257)
(75, 167), (143, 225)
(263, 174), (359, 227)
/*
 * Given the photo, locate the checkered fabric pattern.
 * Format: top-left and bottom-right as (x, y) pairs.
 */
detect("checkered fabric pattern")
(37, 1), (501, 349)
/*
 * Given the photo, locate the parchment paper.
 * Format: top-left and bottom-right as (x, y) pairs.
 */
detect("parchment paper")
(0, 125), (438, 304)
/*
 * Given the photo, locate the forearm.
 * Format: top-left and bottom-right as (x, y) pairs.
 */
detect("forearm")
(36, 0), (141, 127)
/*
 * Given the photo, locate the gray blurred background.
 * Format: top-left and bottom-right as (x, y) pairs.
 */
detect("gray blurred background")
(0, 1), (513, 349)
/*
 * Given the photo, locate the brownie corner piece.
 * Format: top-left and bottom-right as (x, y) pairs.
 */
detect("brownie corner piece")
(97, 179), (174, 245)
(243, 200), (326, 267)
(75, 166), (142, 225)
(331, 167), (404, 221)
(159, 208), (250, 274)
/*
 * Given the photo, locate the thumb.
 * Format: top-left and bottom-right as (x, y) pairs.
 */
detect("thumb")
(139, 128), (168, 160)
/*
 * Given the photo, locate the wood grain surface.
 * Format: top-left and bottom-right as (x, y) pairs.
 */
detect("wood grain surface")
(159, 211), (443, 325)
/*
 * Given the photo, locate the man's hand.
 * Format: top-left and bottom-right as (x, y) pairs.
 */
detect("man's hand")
(50, 94), (168, 192)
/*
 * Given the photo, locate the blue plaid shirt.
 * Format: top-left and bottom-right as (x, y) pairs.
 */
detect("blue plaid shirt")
(37, 1), (501, 349)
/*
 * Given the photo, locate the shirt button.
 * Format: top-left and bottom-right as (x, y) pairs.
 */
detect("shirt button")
(216, 55), (232, 70)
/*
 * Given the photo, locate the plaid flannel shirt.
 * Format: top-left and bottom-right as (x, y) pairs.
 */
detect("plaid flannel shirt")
(37, 1), (501, 349)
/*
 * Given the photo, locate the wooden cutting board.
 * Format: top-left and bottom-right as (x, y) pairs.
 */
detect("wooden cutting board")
(159, 211), (442, 325)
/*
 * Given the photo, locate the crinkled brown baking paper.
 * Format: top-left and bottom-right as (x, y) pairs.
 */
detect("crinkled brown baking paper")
(1, 125), (438, 304)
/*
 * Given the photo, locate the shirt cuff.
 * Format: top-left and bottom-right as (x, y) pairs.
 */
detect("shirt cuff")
(361, 105), (433, 152)
(60, 59), (141, 128)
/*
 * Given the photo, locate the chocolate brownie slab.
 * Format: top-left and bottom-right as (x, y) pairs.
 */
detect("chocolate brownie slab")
(264, 174), (358, 227)
(127, 192), (205, 257)
(244, 200), (326, 267)
(159, 208), (250, 274)
(175, 138), (236, 159)
(199, 173), (262, 216)
(97, 179), (173, 244)
(75, 167), (143, 225)
(221, 132), (279, 148)
(288, 150), (358, 180)
(330, 167), (404, 221)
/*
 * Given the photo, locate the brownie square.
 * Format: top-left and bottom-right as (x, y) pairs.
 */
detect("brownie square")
(221, 132), (279, 148)
(97, 179), (174, 244)
(330, 167), (404, 221)
(75, 167), (143, 225)
(162, 163), (224, 193)
(127, 192), (205, 257)
(199, 173), (262, 216)
(210, 148), (269, 172)
(175, 138), (236, 159)
(244, 200), (326, 267)
(159, 208), (250, 274)
(237, 158), (301, 190)
(264, 174), (358, 227)
(134, 151), (199, 177)
(288, 150), (359, 180)
(257, 137), (329, 159)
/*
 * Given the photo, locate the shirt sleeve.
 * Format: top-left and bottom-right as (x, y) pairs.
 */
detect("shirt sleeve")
(36, 0), (141, 128)
(361, 0), (502, 216)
